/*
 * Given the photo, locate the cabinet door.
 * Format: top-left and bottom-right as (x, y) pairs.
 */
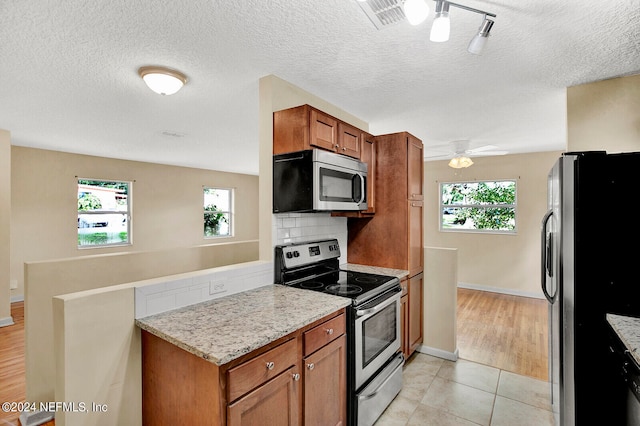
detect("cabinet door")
(401, 292), (409, 359)
(407, 135), (423, 201)
(304, 335), (347, 426)
(408, 273), (424, 355)
(310, 109), (338, 152)
(337, 122), (361, 158)
(408, 200), (423, 277)
(361, 133), (376, 214)
(228, 366), (300, 426)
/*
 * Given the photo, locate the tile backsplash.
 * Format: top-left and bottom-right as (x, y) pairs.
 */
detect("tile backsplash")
(273, 212), (348, 263)
(134, 260), (273, 318)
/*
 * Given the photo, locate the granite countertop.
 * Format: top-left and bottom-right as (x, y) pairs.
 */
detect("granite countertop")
(607, 313), (640, 365)
(136, 284), (351, 366)
(341, 263), (409, 280)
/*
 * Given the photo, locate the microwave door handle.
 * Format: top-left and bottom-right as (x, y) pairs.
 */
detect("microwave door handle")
(357, 174), (366, 204)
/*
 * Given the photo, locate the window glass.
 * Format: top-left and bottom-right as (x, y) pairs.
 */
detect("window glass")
(204, 187), (232, 238)
(78, 179), (131, 247)
(440, 180), (516, 233)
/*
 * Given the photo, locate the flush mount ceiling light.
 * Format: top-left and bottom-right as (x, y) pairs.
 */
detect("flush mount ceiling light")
(448, 156), (474, 168)
(356, 0), (496, 54)
(138, 66), (187, 96)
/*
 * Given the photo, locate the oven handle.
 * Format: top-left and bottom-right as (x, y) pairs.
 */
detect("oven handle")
(355, 287), (401, 317)
(357, 353), (405, 401)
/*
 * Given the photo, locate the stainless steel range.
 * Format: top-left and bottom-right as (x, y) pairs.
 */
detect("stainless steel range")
(275, 239), (404, 426)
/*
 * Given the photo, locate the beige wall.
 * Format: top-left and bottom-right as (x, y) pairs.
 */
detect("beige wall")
(422, 247), (458, 358)
(0, 130), (10, 324)
(53, 286), (140, 426)
(11, 146), (259, 298)
(424, 151), (562, 297)
(567, 73), (640, 152)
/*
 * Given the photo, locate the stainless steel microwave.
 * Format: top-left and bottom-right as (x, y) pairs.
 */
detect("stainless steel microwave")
(273, 149), (368, 213)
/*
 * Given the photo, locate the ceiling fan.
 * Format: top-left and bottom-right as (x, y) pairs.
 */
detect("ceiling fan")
(424, 140), (508, 168)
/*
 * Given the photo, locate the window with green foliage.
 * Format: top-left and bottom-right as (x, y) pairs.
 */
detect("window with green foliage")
(78, 179), (131, 247)
(204, 187), (232, 238)
(440, 180), (516, 233)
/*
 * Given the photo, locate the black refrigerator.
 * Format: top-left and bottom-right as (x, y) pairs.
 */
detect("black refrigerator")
(541, 151), (640, 425)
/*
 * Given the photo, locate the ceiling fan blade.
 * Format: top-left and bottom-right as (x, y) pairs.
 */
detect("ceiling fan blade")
(466, 144), (499, 154)
(424, 153), (453, 159)
(470, 150), (509, 156)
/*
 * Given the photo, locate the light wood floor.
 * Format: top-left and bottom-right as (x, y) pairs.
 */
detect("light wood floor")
(0, 302), (54, 426)
(0, 290), (547, 425)
(457, 288), (549, 381)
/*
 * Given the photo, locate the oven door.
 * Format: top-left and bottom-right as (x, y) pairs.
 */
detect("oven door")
(313, 157), (367, 211)
(354, 288), (402, 389)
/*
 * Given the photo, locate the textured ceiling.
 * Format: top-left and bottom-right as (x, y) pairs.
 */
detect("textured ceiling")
(1, 0), (639, 175)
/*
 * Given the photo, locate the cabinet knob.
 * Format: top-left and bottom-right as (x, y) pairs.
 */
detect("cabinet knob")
(307, 363), (315, 371)
(292, 373), (300, 381)
(325, 328), (334, 335)
(266, 361), (275, 370)
(342, 147), (347, 151)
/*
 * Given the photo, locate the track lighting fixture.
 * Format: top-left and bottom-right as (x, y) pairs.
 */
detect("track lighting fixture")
(356, 0), (497, 54)
(430, 0), (450, 42)
(467, 17), (495, 54)
(403, 0), (430, 26)
(427, 1), (496, 54)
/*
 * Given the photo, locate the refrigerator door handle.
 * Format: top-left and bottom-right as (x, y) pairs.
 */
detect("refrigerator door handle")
(540, 209), (555, 303)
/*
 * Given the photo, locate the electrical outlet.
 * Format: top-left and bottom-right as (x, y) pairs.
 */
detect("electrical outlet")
(210, 281), (227, 295)
(10, 279), (18, 289)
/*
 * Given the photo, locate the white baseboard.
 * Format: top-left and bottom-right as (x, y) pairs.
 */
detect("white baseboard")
(11, 294), (25, 303)
(19, 409), (54, 426)
(417, 345), (459, 362)
(457, 282), (545, 300)
(0, 316), (15, 328)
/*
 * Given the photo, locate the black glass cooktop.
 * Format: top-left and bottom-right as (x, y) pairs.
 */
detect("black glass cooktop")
(286, 269), (399, 306)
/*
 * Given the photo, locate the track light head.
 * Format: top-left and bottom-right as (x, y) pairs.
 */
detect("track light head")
(467, 17), (494, 55)
(403, 0), (429, 25)
(430, 0), (451, 42)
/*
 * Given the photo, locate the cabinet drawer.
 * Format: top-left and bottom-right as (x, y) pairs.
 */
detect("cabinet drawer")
(227, 338), (297, 402)
(304, 313), (345, 356)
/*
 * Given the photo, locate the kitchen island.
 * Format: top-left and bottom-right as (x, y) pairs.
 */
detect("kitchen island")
(136, 284), (352, 425)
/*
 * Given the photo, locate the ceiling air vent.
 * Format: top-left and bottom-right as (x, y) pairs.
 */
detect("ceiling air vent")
(357, 0), (406, 30)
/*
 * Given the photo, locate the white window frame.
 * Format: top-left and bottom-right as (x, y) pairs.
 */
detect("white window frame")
(77, 178), (132, 248)
(204, 187), (233, 238)
(439, 179), (517, 234)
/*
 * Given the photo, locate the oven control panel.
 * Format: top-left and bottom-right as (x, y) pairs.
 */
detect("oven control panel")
(276, 239), (341, 269)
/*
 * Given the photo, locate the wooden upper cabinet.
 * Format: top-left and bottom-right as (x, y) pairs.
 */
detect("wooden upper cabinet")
(274, 105), (361, 159)
(408, 200), (423, 276)
(407, 134), (424, 200)
(337, 121), (361, 158)
(361, 133), (376, 214)
(310, 109), (338, 152)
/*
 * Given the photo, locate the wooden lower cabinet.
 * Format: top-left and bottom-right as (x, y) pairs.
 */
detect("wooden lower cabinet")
(400, 273), (424, 358)
(400, 290), (409, 358)
(141, 309), (346, 425)
(303, 335), (347, 426)
(228, 365), (299, 426)
(408, 273), (424, 355)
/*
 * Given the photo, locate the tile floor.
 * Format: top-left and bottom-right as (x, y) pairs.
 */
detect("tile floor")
(375, 353), (555, 426)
